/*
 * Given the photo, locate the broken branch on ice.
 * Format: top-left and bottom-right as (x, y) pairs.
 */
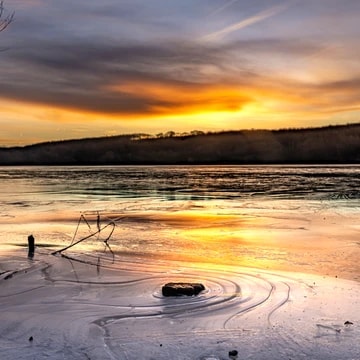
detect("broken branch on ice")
(52, 212), (118, 260)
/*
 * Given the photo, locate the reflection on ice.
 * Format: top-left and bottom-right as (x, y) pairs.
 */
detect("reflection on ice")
(0, 195), (359, 281)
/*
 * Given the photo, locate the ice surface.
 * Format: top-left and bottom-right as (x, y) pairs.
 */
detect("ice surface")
(0, 250), (359, 360)
(0, 166), (359, 359)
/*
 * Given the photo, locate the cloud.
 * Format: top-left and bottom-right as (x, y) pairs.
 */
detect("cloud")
(207, 0), (242, 17)
(107, 80), (252, 115)
(0, 37), (258, 115)
(1, 0), (360, 147)
(201, 3), (290, 42)
(0, 23), (359, 121)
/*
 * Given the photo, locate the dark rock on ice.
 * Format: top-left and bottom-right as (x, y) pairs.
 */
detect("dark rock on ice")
(229, 349), (238, 358)
(344, 321), (353, 325)
(162, 282), (205, 296)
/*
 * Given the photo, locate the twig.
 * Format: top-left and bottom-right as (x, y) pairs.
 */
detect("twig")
(71, 213), (91, 245)
(52, 222), (115, 255)
(103, 220), (116, 261)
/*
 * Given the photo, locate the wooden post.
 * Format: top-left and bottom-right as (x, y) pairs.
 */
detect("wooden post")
(28, 235), (35, 258)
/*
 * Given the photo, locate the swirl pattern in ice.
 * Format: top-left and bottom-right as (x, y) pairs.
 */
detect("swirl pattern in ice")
(0, 251), (359, 360)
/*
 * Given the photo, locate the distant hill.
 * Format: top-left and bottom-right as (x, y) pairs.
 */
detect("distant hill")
(0, 123), (359, 165)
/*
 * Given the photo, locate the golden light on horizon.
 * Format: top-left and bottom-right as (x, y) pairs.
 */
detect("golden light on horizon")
(107, 81), (251, 115)
(1, 71), (359, 147)
(2, 1), (360, 147)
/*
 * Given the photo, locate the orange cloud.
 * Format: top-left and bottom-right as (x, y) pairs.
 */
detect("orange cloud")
(107, 81), (252, 116)
(2, 64), (360, 146)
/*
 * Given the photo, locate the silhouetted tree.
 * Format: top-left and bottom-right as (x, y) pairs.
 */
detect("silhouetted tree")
(165, 131), (176, 138)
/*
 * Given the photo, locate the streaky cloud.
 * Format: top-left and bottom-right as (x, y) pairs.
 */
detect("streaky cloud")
(201, 3), (291, 42)
(207, 0), (241, 17)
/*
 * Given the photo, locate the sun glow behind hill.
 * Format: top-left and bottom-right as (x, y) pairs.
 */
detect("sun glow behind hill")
(2, 81), (359, 147)
(1, 1), (360, 146)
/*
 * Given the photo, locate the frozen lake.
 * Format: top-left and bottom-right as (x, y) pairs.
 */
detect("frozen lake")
(0, 165), (359, 280)
(0, 165), (359, 359)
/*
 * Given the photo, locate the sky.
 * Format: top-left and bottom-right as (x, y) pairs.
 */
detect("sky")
(0, 0), (360, 146)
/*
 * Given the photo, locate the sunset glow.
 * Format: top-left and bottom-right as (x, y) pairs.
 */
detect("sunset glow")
(1, 0), (360, 145)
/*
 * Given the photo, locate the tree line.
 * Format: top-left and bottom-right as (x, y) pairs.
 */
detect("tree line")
(0, 123), (359, 165)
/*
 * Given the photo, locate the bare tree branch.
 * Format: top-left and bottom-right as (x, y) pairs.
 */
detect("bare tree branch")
(52, 212), (119, 263)
(51, 222), (116, 255)
(0, 1), (14, 32)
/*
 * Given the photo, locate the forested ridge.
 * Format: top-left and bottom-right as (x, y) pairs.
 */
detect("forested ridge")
(0, 123), (359, 165)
